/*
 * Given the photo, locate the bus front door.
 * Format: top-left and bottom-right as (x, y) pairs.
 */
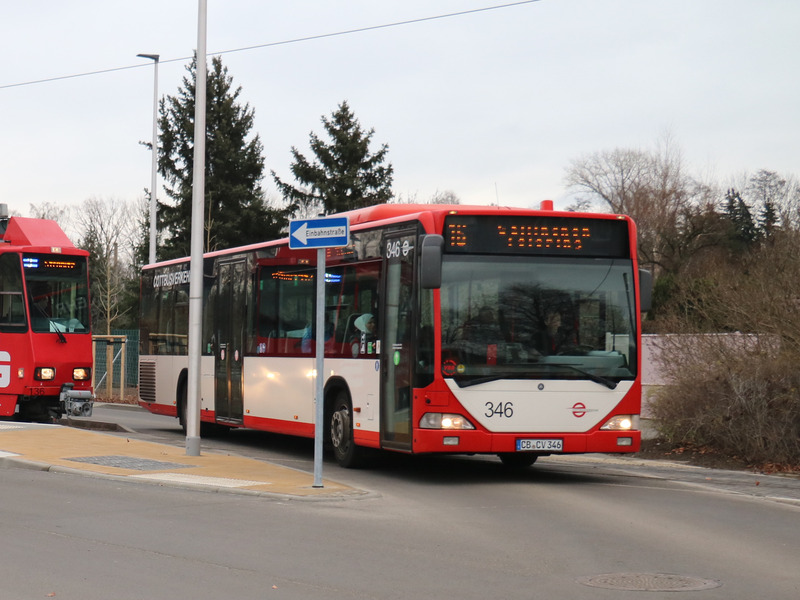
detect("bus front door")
(214, 260), (246, 424)
(380, 231), (416, 452)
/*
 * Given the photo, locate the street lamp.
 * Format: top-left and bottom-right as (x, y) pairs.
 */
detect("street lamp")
(137, 53), (159, 265)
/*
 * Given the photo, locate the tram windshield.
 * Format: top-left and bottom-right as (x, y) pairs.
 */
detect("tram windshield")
(23, 254), (90, 334)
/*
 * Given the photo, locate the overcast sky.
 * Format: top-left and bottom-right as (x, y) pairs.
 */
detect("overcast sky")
(1, 0), (798, 219)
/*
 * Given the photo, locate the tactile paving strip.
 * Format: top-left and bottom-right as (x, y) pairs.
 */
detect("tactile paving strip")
(131, 473), (269, 488)
(66, 455), (195, 471)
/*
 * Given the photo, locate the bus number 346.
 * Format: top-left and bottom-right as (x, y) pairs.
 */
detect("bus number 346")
(485, 401), (514, 418)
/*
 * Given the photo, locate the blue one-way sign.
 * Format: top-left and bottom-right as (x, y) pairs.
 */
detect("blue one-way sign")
(289, 216), (349, 249)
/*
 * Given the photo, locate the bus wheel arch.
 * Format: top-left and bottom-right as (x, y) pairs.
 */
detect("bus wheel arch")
(325, 380), (367, 468)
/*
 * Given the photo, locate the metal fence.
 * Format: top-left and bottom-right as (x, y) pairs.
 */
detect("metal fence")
(93, 329), (139, 389)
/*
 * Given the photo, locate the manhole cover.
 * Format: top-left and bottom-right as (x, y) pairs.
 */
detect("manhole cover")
(578, 573), (721, 592)
(67, 455), (194, 471)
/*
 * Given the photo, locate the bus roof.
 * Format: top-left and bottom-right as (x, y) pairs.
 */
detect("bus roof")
(142, 202), (632, 270)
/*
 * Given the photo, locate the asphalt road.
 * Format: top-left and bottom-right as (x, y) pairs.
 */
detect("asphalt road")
(0, 404), (798, 599)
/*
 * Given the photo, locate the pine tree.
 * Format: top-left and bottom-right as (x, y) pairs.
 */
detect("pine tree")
(749, 170), (786, 239)
(759, 199), (778, 239)
(724, 188), (758, 250)
(273, 101), (394, 216)
(156, 55), (286, 260)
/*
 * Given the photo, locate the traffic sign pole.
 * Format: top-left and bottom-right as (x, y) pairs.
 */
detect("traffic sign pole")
(313, 248), (325, 488)
(289, 217), (349, 488)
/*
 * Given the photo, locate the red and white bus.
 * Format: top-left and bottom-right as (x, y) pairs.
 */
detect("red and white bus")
(0, 205), (94, 420)
(138, 203), (651, 467)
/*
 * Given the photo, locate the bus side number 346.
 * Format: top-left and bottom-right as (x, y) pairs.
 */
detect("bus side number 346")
(485, 401), (514, 418)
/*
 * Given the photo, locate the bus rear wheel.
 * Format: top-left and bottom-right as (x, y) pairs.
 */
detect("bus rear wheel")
(329, 391), (366, 468)
(498, 453), (538, 468)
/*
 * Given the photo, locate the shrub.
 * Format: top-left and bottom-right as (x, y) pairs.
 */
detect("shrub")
(650, 334), (800, 465)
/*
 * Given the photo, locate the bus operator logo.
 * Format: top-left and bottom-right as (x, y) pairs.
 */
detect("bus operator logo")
(153, 269), (191, 288)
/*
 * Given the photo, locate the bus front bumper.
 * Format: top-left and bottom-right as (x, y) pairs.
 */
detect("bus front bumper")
(413, 428), (641, 455)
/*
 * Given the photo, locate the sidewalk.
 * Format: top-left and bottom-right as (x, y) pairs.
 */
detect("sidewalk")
(3, 419), (798, 506)
(0, 421), (365, 500)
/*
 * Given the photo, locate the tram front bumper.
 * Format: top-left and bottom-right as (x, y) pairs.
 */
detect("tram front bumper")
(60, 383), (94, 417)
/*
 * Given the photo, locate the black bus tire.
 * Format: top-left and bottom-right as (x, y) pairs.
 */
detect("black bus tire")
(329, 390), (366, 468)
(177, 380), (187, 433)
(497, 453), (538, 468)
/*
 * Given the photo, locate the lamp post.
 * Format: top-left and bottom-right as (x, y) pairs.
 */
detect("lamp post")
(137, 53), (159, 265)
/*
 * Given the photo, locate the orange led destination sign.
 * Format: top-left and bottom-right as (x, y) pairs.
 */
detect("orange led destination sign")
(444, 216), (629, 258)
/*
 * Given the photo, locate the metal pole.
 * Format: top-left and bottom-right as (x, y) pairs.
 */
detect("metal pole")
(313, 248), (325, 487)
(120, 339), (126, 404)
(137, 53), (160, 265)
(186, 0), (207, 457)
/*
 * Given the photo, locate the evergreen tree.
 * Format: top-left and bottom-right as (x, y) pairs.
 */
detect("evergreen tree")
(273, 101), (394, 216)
(759, 199), (778, 239)
(723, 188), (758, 250)
(749, 170), (785, 238)
(156, 55), (286, 260)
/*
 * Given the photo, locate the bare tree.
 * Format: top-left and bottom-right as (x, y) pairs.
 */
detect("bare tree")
(429, 189), (461, 205)
(74, 198), (138, 334)
(746, 169), (800, 231)
(28, 201), (71, 223)
(564, 136), (700, 275)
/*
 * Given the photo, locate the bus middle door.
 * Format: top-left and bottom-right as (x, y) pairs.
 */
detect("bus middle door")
(213, 259), (246, 424)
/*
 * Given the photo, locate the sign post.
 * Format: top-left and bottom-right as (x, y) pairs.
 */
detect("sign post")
(289, 216), (349, 487)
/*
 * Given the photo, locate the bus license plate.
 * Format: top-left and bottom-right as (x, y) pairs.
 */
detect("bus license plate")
(516, 439), (563, 452)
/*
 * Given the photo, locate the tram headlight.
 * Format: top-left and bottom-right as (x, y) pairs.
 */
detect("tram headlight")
(420, 413), (475, 430)
(73, 367), (91, 381)
(600, 415), (638, 431)
(34, 367), (56, 381)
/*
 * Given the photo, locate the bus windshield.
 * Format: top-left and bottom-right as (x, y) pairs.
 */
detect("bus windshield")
(440, 256), (637, 387)
(23, 253), (90, 334)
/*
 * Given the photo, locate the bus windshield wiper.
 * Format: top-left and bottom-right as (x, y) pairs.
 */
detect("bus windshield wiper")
(454, 366), (619, 390)
(453, 371), (543, 388)
(454, 374), (506, 388)
(546, 363), (618, 389)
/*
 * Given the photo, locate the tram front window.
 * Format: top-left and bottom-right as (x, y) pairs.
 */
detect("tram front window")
(23, 254), (90, 334)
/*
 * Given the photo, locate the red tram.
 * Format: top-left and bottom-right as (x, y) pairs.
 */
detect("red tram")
(0, 205), (94, 420)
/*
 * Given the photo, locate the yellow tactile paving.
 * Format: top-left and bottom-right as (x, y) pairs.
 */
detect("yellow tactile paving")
(0, 426), (360, 498)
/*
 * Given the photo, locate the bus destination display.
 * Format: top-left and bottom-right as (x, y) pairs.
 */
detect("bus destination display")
(444, 215), (630, 258)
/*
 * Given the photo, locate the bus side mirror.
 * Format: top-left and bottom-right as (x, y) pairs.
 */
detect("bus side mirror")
(420, 235), (444, 290)
(639, 269), (652, 313)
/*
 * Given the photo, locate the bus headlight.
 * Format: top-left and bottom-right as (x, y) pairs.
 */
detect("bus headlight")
(34, 367), (56, 381)
(600, 415), (638, 431)
(420, 413), (475, 430)
(73, 368), (91, 381)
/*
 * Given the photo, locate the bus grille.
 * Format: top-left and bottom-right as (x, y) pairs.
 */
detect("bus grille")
(139, 360), (156, 403)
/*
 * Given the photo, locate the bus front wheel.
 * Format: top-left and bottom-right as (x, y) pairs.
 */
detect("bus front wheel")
(497, 453), (538, 468)
(329, 391), (366, 468)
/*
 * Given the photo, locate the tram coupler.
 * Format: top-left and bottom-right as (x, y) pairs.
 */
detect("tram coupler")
(60, 383), (94, 417)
